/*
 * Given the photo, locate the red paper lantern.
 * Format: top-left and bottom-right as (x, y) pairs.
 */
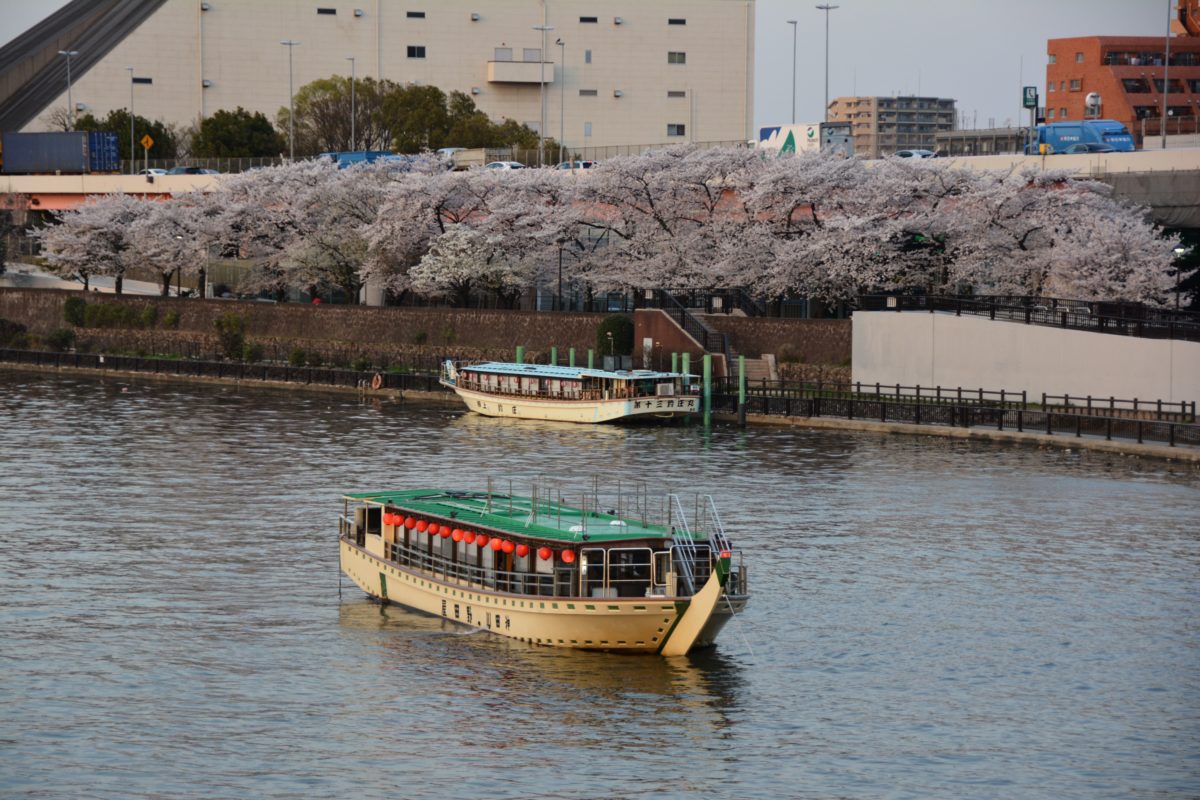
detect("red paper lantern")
(404, 516), (416, 529)
(464, 532), (477, 545)
(382, 512), (392, 526)
(440, 527), (452, 539)
(416, 520), (428, 533)
(451, 529), (464, 542)
(516, 544), (529, 558)
(501, 540), (515, 554)
(561, 549), (576, 564)
(476, 534), (489, 548)
(490, 538), (503, 552)
(537, 547), (552, 561)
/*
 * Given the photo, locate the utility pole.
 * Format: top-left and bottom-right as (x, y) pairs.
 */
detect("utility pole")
(816, 5), (838, 122)
(346, 56), (356, 151)
(786, 20), (797, 125)
(57, 50), (79, 129)
(533, 23), (555, 166)
(126, 66), (135, 174)
(280, 40), (301, 160)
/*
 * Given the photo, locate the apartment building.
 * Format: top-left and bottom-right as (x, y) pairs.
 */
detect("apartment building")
(2, 0), (755, 150)
(826, 95), (957, 158)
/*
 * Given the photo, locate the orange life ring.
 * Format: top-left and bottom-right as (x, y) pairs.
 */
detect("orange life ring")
(371, 373), (383, 390)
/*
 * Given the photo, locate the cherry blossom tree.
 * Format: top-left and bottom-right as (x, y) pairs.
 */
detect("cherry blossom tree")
(36, 193), (144, 294)
(127, 199), (207, 296)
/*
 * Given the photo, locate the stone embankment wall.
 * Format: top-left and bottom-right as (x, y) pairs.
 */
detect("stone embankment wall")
(703, 315), (851, 364)
(0, 288), (607, 364)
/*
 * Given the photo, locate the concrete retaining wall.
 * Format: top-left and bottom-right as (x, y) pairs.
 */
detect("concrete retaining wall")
(853, 311), (1200, 403)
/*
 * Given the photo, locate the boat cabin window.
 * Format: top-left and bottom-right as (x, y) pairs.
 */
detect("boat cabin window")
(582, 547), (609, 597)
(609, 547), (653, 597)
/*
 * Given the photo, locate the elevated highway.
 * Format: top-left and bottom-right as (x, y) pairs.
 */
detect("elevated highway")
(1, 148), (1198, 228)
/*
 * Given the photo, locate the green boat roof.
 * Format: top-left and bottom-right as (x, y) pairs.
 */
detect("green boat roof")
(344, 489), (701, 544)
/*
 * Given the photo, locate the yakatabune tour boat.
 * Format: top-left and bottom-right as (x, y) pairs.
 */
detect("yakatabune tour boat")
(339, 482), (748, 654)
(440, 360), (699, 423)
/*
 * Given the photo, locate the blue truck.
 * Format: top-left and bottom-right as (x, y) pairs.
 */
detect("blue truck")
(0, 131), (121, 174)
(1025, 119), (1136, 154)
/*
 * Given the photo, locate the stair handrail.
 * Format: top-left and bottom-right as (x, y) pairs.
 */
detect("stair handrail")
(654, 289), (731, 371)
(668, 493), (699, 596)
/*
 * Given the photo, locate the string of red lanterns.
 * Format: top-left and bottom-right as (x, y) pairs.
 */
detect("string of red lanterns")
(379, 511), (576, 564)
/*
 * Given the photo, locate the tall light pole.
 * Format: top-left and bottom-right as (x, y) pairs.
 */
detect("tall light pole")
(280, 40), (301, 160)
(126, 66), (135, 173)
(57, 50), (79, 129)
(533, 23), (554, 166)
(815, 4), (838, 122)
(346, 56), (356, 151)
(556, 38), (565, 165)
(1162, 0), (1171, 149)
(786, 20), (798, 125)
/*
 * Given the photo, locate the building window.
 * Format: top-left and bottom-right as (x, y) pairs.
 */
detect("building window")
(1074, 52), (1083, 63)
(1189, 79), (1200, 93)
(667, 90), (686, 98)
(1153, 78), (1185, 92)
(668, 18), (686, 25)
(407, 45), (426, 58)
(584, 121), (592, 137)
(317, 7), (336, 14)
(579, 16), (598, 23)
(584, 49), (592, 64)
(667, 51), (686, 64)
(132, 76), (152, 84)
(494, 47), (512, 61)
(523, 48), (541, 62)
(1122, 78), (1150, 93)
(1047, 108), (1055, 119)
(579, 89), (598, 96)
(1048, 82), (1054, 92)
(1060, 107), (1067, 118)
(1048, 53), (1056, 64)
(667, 123), (686, 137)
(1069, 79), (1081, 91)
(407, 11), (425, 18)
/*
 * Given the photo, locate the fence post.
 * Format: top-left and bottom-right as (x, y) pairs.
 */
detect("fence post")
(848, 398), (854, 420)
(1001, 389), (1006, 406)
(1017, 409), (1023, 432)
(1046, 411), (1052, 436)
(997, 409), (1004, 431)
(1075, 416), (1081, 438)
(881, 401), (886, 423)
(1106, 418), (1112, 441)
(1156, 399), (1162, 420)
(1087, 395), (1092, 413)
(950, 405), (956, 426)
(1022, 390), (1027, 410)
(1137, 420), (1144, 444)
(915, 402), (922, 426)
(1169, 422), (1175, 447)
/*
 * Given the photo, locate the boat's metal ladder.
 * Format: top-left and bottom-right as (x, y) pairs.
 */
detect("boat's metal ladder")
(675, 494), (755, 657)
(667, 494), (701, 596)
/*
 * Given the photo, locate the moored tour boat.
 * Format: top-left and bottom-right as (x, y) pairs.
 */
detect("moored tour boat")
(338, 481), (749, 654)
(440, 360), (699, 423)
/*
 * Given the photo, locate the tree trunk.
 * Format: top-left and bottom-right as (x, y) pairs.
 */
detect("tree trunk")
(83, 274), (90, 292)
(198, 267), (206, 298)
(115, 274), (124, 295)
(162, 272), (172, 297)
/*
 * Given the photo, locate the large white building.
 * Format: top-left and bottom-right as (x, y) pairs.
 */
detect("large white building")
(6, 0), (756, 152)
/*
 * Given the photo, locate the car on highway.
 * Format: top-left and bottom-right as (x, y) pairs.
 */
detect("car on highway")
(892, 149), (936, 159)
(556, 160), (597, 170)
(484, 160), (525, 170)
(165, 165), (220, 175)
(1063, 142), (1117, 154)
(138, 168), (168, 176)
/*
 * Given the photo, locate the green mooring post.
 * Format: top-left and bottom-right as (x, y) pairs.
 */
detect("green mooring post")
(550, 346), (558, 366)
(671, 352), (679, 374)
(515, 346), (524, 364)
(569, 347), (576, 367)
(703, 354), (712, 428)
(587, 349), (594, 369)
(738, 355), (747, 427)
(681, 352), (691, 379)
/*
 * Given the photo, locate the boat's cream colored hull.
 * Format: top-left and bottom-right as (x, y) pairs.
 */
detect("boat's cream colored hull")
(443, 382), (698, 424)
(341, 538), (744, 654)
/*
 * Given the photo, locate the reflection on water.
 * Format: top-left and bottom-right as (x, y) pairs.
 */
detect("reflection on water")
(1, 369), (1198, 799)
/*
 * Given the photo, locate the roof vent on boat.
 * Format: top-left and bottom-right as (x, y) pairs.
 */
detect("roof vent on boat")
(609, 520), (627, 527)
(569, 524), (584, 533)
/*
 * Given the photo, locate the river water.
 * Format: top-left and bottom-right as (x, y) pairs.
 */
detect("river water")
(1, 369), (1197, 799)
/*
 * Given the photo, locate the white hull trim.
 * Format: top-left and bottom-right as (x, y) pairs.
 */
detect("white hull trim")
(443, 382), (699, 423)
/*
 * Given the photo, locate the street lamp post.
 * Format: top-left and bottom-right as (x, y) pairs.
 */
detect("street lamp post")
(815, 4), (838, 122)
(57, 49), (79, 129)
(533, 24), (555, 166)
(126, 66), (135, 174)
(556, 38), (565, 165)
(556, 238), (565, 312)
(346, 56), (356, 151)
(280, 40), (301, 160)
(786, 20), (797, 125)
(1162, 0), (1171, 150)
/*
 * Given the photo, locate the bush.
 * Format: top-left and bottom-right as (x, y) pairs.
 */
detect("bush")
(351, 355), (371, 372)
(63, 297), (86, 326)
(241, 342), (264, 362)
(139, 306), (158, 328)
(214, 312), (245, 360)
(81, 302), (156, 329)
(597, 314), (634, 356)
(163, 310), (179, 329)
(305, 351), (323, 367)
(0, 318), (28, 347)
(288, 347), (307, 367)
(45, 328), (76, 352)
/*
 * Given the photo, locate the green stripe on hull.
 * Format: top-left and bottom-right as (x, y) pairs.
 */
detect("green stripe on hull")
(655, 600), (690, 655)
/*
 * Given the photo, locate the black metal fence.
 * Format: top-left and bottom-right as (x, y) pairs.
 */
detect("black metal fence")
(711, 391), (1200, 448)
(0, 349), (454, 394)
(858, 294), (1200, 343)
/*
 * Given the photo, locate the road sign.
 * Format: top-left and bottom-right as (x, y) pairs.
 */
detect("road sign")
(1022, 86), (1038, 109)
(140, 134), (154, 150)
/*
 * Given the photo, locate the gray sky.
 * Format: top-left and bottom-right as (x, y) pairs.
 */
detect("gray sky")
(0, 0), (1172, 131)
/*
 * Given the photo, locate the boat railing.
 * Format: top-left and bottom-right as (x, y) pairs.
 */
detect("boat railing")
(384, 539), (569, 597)
(668, 494), (701, 596)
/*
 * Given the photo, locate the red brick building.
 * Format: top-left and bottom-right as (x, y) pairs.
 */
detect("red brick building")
(1045, 1), (1200, 143)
